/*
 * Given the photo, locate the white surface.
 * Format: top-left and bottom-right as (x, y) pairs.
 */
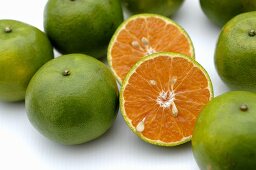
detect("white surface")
(0, 0), (229, 170)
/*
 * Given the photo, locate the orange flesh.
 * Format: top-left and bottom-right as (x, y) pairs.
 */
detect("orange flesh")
(111, 16), (193, 82)
(123, 55), (211, 143)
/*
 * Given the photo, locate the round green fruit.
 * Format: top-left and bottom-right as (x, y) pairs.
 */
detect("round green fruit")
(123, 0), (184, 17)
(25, 54), (119, 145)
(200, 0), (256, 27)
(215, 12), (256, 91)
(44, 0), (124, 59)
(192, 91), (256, 170)
(0, 19), (54, 102)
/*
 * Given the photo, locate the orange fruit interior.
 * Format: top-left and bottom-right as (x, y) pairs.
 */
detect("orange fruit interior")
(121, 53), (212, 145)
(109, 15), (194, 82)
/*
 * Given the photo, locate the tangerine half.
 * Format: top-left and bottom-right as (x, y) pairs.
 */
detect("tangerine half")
(108, 14), (194, 83)
(120, 52), (213, 146)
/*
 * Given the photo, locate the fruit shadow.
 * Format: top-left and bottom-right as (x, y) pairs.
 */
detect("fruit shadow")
(26, 113), (195, 170)
(127, 132), (193, 159)
(0, 100), (25, 114)
(99, 56), (108, 64)
(136, 136), (191, 152)
(43, 113), (192, 157)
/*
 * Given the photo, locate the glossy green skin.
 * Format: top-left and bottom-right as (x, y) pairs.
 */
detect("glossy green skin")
(192, 91), (256, 170)
(44, 0), (123, 59)
(25, 54), (119, 145)
(215, 12), (256, 91)
(200, 0), (256, 27)
(123, 0), (184, 17)
(0, 20), (54, 102)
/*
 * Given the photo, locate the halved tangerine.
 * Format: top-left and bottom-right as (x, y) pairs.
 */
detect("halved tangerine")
(108, 14), (194, 83)
(120, 52), (213, 146)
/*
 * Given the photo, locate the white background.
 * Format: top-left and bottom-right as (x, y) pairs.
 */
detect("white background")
(0, 0), (229, 170)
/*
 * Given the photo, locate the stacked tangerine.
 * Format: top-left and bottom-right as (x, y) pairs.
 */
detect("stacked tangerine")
(107, 14), (213, 146)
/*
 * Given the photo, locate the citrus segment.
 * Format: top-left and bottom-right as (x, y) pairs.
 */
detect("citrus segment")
(120, 52), (213, 146)
(108, 14), (194, 83)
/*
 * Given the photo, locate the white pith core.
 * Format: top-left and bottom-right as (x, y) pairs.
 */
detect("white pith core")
(136, 77), (179, 133)
(131, 37), (156, 56)
(156, 76), (178, 116)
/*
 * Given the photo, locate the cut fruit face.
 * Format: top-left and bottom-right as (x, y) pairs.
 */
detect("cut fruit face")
(108, 14), (195, 83)
(120, 52), (213, 146)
